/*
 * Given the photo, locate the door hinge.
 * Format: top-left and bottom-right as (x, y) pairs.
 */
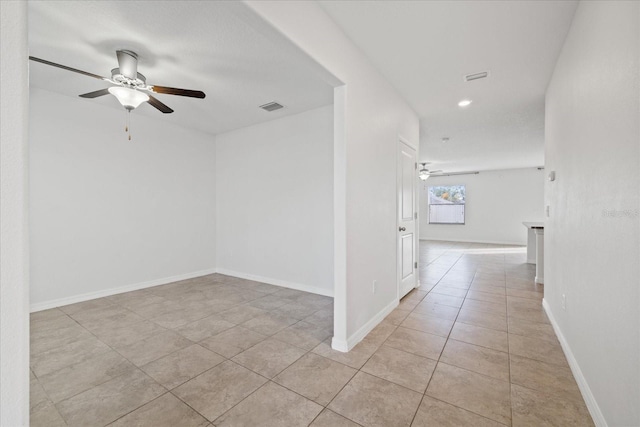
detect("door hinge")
(414, 212), (417, 220)
(414, 262), (418, 269)
(415, 162), (418, 170)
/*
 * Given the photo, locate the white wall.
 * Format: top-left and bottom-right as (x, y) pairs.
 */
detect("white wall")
(216, 105), (334, 295)
(30, 88), (217, 309)
(245, 1), (420, 350)
(545, 2), (639, 426)
(420, 168), (544, 245)
(0, 2), (29, 425)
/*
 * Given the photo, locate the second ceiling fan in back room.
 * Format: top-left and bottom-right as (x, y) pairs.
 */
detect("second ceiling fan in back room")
(29, 50), (206, 140)
(418, 163), (442, 180)
(418, 162), (481, 180)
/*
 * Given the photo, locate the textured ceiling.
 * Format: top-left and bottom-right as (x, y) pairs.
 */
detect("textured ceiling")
(320, 0), (578, 172)
(28, 1), (334, 136)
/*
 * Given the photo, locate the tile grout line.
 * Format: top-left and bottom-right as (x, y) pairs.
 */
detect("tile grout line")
(168, 304), (334, 425)
(409, 248), (469, 426)
(199, 332), (331, 424)
(32, 246), (578, 427)
(36, 281), (328, 426)
(35, 310), (142, 423)
(409, 243), (520, 426)
(51, 302), (180, 425)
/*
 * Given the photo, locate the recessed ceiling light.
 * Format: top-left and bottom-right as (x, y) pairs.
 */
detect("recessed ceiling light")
(458, 99), (472, 107)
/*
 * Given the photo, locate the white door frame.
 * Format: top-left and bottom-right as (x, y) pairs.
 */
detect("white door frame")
(397, 136), (419, 300)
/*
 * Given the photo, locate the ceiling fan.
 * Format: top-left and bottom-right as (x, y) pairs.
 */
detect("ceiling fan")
(29, 50), (206, 139)
(418, 163), (442, 180)
(419, 163), (481, 179)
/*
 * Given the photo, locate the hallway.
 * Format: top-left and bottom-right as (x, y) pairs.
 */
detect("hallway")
(29, 240), (593, 426)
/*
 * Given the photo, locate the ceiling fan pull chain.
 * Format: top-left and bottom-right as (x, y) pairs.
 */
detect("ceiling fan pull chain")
(128, 110), (132, 141)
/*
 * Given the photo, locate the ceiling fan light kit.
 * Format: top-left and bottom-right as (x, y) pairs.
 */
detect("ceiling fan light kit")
(418, 163), (430, 180)
(418, 162), (444, 180)
(29, 49), (206, 140)
(108, 86), (149, 110)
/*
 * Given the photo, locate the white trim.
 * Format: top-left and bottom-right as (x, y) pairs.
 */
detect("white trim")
(332, 85), (348, 347)
(31, 267), (335, 312)
(332, 298), (398, 352)
(1, 3), (29, 424)
(330, 336), (349, 353)
(30, 268), (218, 312)
(397, 137), (419, 303)
(398, 134), (418, 151)
(215, 268), (333, 297)
(419, 237), (525, 246)
(542, 299), (607, 427)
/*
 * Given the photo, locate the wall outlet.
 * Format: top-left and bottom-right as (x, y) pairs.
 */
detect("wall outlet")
(561, 294), (566, 310)
(372, 280), (377, 294)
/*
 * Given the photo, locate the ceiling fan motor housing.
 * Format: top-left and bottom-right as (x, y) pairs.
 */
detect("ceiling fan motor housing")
(110, 68), (147, 88)
(111, 50), (146, 88)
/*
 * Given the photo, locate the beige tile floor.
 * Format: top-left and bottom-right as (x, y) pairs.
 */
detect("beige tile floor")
(30, 241), (594, 426)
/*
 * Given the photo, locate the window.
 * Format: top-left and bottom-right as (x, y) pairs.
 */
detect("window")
(428, 185), (466, 224)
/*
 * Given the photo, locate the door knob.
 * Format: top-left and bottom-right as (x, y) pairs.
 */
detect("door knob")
(399, 227), (406, 232)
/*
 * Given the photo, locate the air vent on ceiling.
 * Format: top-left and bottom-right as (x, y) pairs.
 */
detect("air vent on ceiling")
(259, 102), (284, 112)
(464, 71), (489, 82)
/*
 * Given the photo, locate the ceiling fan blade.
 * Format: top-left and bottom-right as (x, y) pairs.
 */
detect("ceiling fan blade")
(78, 88), (110, 98)
(29, 56), (107, 81)
(430, 170), (443, 173)
(116, 50), (138, 80)
(149, 85), (206, 98)
(431, 171), (480, 177)
(147, 95), (174, 114)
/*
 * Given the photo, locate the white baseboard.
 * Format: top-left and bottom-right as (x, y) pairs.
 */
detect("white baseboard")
(542, 299), (607, 427)
(31, 267), (334, 313)
(331, 336), (349, 352)
(332, 298), (398, 353)
(419, 237), (525, 246)
(215, 268), (333, 297)
(30, 268), (218, 312)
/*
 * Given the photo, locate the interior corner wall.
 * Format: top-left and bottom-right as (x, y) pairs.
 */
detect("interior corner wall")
(29, 88), (217, 309)
(215, 105), (334, 296)
(419, 168), (544, 245)
(244, 1), (420, 350)
(0, 1), (29, 425)
(544, 2), (639, 426)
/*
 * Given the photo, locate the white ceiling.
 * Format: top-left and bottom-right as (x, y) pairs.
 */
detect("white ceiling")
(28, 1), (334, 136)
(320, 0), (578, 172)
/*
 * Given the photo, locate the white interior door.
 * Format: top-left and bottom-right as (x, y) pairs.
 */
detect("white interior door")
(397, 140), (417, 299)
